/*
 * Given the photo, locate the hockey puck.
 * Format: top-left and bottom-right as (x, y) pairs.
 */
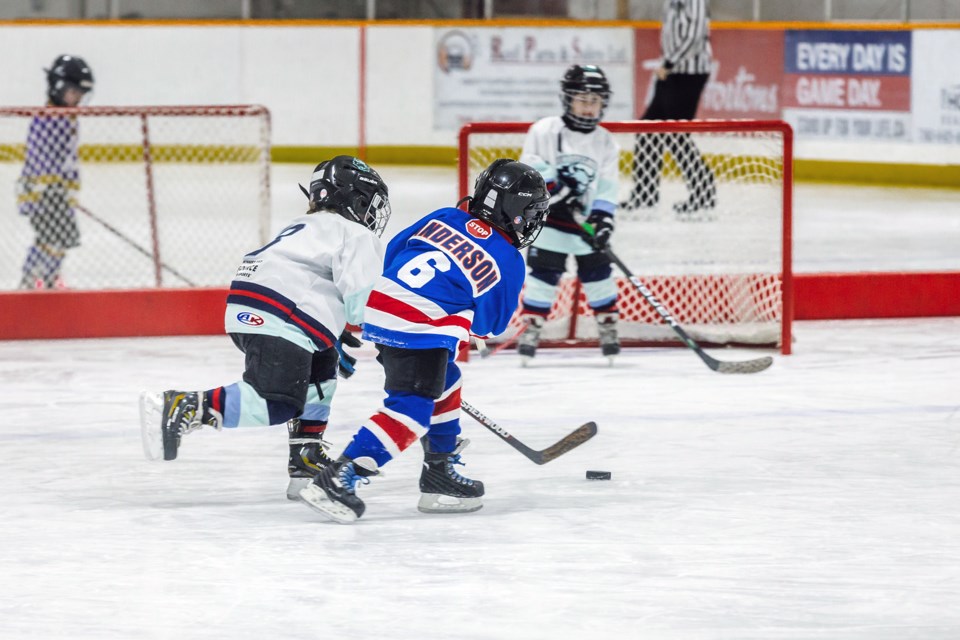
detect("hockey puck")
(586, 470), (612, 480)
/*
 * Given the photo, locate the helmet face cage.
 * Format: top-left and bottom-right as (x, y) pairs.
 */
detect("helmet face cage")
(309, 156), (391, 237)
(560, 64), (611, 131)
(47, 55), (94, 106)
(470, 159), (549, 249)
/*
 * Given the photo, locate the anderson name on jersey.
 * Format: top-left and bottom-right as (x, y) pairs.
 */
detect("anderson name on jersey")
(363, 206), (525, 353)
(225, 212), (384, 352)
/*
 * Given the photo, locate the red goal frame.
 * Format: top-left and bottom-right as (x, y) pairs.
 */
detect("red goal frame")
(458, 119), (794, 355)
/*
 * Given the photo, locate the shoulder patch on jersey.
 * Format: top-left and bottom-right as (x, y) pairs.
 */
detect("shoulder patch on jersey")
(466, 219), (492, 240)
(236, 311), (264, 327)
(413, 219), (501, 296)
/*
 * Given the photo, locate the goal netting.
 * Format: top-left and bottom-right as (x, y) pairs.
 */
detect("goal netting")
(0, 105), (271, 290)
(459, 120), (793, 354)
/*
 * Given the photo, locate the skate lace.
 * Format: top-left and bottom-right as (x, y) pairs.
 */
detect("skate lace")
(446, 454), (474, 486)
(338, 463), (371, 493)
(177, 404), (203, 436)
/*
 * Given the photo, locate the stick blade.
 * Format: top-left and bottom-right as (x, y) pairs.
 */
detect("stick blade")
(716, 356), (774, 374)
(535, 421), (599, 465)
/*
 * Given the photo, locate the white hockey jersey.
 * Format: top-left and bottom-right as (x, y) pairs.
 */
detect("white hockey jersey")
(520, 115), (620, 235)
(224, 210), (384, 352)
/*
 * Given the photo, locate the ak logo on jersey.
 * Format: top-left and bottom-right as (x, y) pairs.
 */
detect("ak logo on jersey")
(466, 219), (492, 239)
(414, 220), (501, 296)
(236, 311), (265, 327)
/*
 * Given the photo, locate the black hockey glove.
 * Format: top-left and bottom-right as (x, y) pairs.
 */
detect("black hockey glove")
(584, 211), (614, 250)
(335, 330), (362, 379)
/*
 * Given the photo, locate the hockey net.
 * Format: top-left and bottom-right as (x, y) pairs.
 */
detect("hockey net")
(459, 120), (793, 354)
(0, 105), (271, 290)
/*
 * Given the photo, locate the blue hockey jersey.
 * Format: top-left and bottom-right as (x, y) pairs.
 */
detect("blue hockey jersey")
(363, 207), (525, 353)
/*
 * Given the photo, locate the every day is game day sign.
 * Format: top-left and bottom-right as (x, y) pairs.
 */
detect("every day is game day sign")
(779, 30), (912, 141)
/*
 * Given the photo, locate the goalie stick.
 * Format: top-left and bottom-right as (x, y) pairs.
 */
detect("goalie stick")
(581, 220), (772, 374)
(460, 399), (597, 465)
(77, 204), (197, 287)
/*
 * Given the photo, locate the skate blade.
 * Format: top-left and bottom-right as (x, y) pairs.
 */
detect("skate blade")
(286, 477), (312, 501)
(520, 356), (532, 368)
(139, 391), (164, 461)
(417, 493), (483, 514)
(298, 483), (358, 524)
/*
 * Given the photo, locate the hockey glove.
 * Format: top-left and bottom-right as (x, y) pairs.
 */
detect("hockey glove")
(548, 184), (585, 219)
(584, 211), (614, 250)
(335, 330), (362, 379)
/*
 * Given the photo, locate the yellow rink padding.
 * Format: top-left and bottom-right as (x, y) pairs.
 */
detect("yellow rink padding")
(0, 143), (264, 163)
(2, 142), (956, 188)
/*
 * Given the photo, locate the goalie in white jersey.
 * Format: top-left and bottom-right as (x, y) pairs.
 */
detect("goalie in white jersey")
(139, 156), (390, 501)
(517, 64), (622, 363)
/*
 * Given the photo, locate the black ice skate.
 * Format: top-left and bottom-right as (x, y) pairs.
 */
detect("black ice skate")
(418, 436), (485, 514)
(139, 390), (222, 461)
(596, 312), (620, 362)
(298, 455), (379, 524)
(517, 315), (544, 366)
(286, 417), (336, 500)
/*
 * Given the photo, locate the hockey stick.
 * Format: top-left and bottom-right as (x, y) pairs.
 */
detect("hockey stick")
(598, 241), (772, 374)
(460, 399), (598, 465)
(76, 204), (197, 286)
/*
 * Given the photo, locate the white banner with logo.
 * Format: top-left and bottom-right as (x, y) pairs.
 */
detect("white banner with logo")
(433, 27), (634, 131)
(912, 30), (960, 145)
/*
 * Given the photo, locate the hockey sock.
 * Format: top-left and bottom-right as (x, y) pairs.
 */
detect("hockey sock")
(202, 386), (226, 428)
(343, 392), (432, 466)
(299, 419), (328, 439)
(426, 364), (463, 453)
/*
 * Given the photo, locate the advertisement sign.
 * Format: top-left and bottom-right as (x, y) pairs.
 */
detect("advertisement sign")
(633, 28), (783, 120)
(911, 30), (960, 144)
(701, 30), (784, 119)
(433, 27), (634, 130)
(782, 30), (912, 140)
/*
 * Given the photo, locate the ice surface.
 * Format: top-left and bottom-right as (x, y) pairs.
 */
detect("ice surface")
(1, 318), (959, 639)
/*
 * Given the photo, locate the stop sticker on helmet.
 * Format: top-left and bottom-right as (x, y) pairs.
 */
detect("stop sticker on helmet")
(466, 219), (492, 240)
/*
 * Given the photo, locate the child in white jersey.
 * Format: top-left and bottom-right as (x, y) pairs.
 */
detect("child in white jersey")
(516, 64), (622, 364)
(138, 156), (390, 500)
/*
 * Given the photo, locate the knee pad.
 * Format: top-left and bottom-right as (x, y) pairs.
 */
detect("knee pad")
(528, 247), (567, 272)
(575, 251), (612, 281)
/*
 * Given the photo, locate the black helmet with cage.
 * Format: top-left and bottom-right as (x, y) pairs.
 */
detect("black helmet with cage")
(46, 55), (94, 106)
(468, 159), (549, 249)
(301, 155), (391, 237)
(560, 64), (611, 132)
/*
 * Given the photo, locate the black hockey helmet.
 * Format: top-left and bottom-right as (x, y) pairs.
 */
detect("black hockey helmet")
(46, 55), (94, 106)
(560, 64), (611, 132)
(468, 159), (549, 249)
(300, 155), (391, 236)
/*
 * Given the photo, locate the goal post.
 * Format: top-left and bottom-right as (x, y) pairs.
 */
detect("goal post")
(0, 105), (271, 290)
(459, 119), (793, 355)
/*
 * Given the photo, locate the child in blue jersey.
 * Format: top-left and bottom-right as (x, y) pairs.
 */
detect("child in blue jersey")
(139, 156), (391, 501)
(17, 55), (94, 289)
(299, 159), (550, 523)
